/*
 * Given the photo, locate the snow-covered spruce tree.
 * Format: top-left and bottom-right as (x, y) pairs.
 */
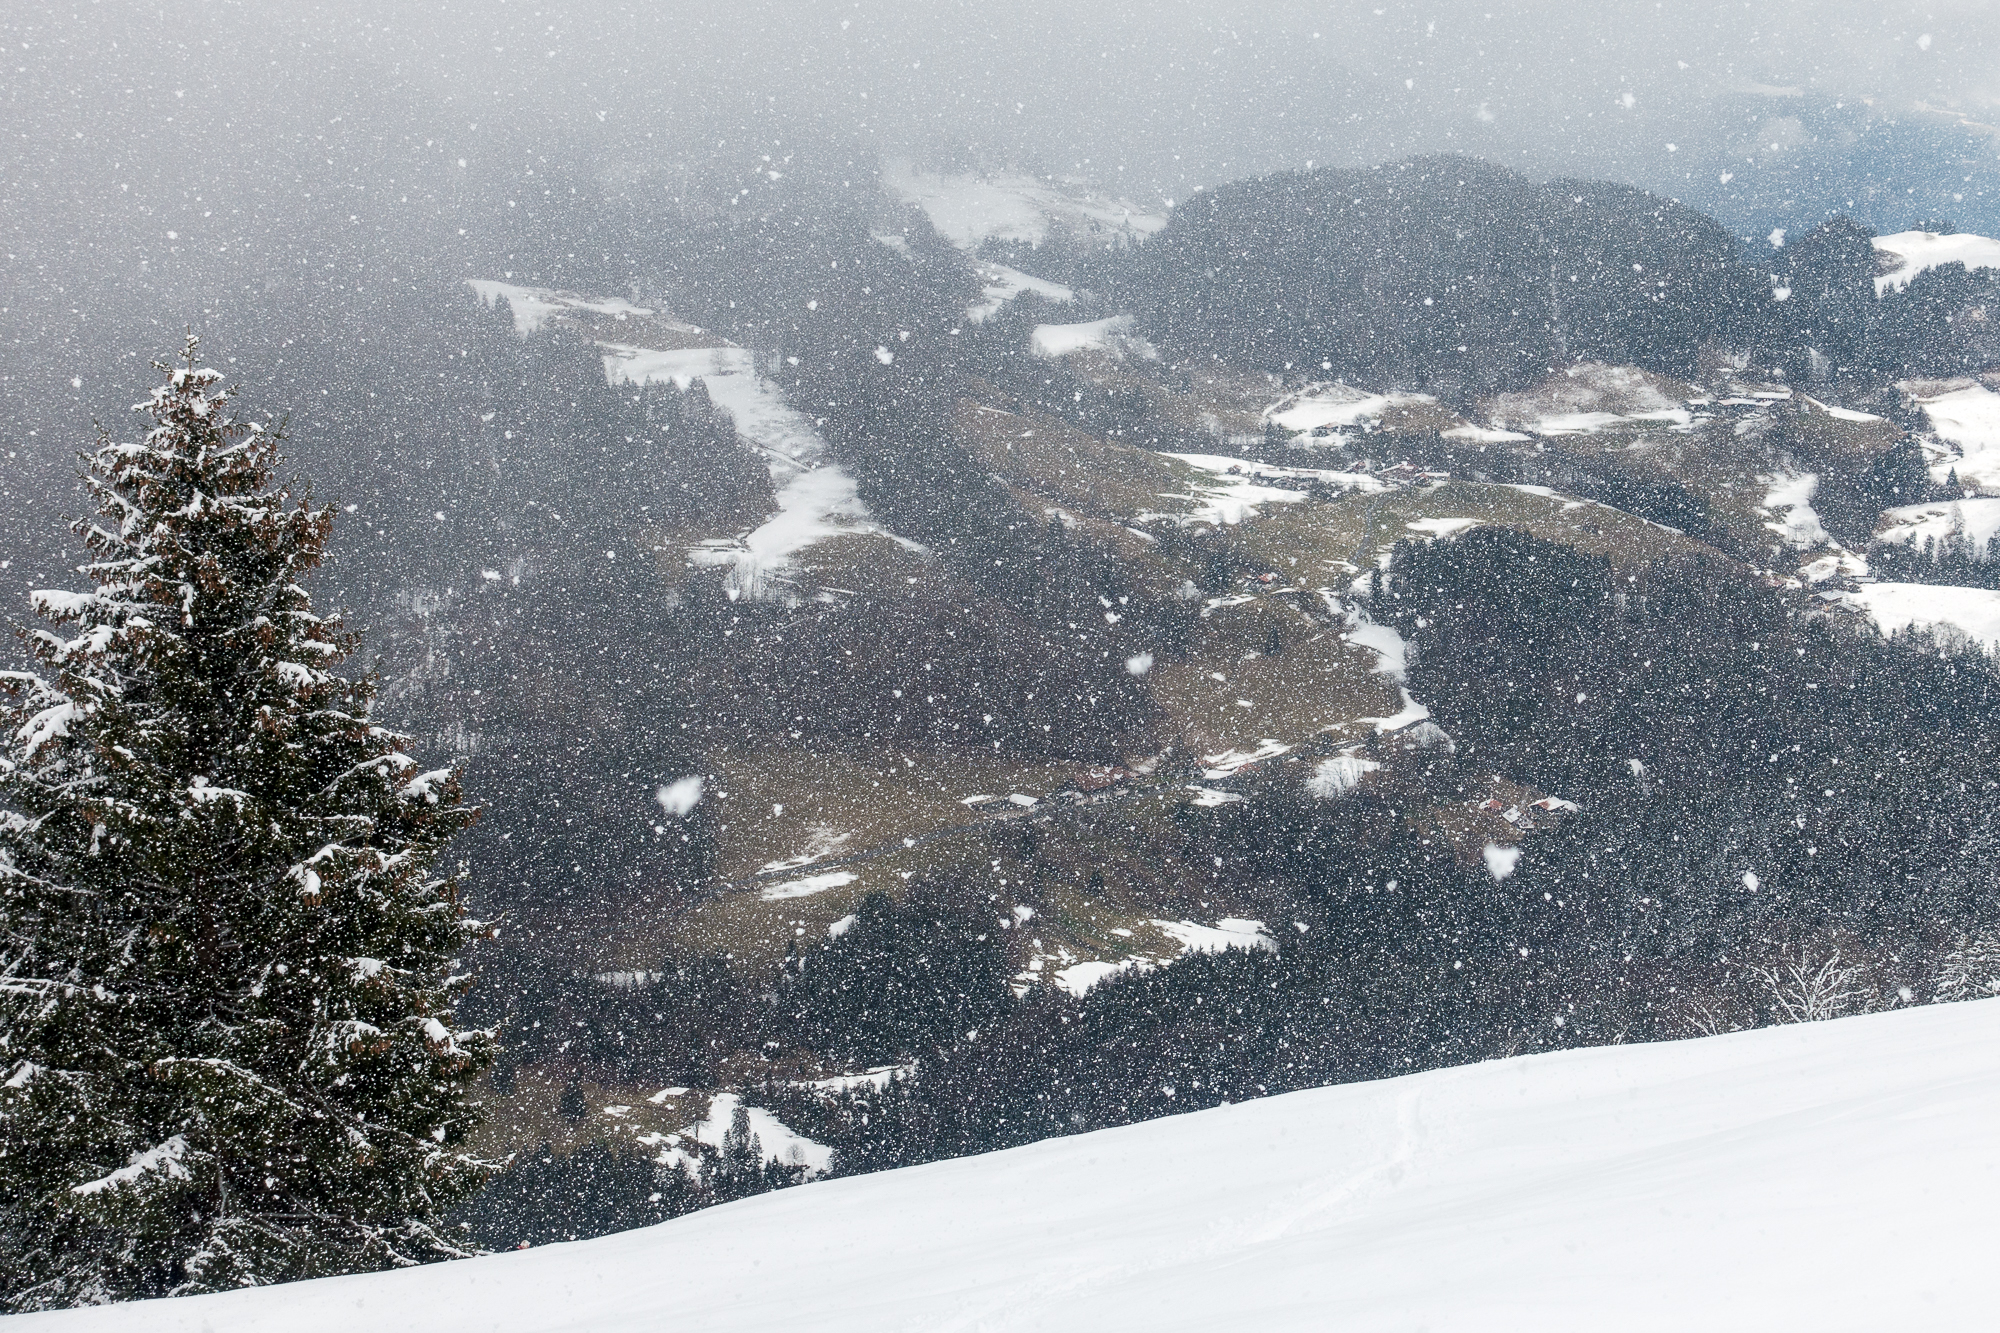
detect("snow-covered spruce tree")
(0, 338), (494, 1310)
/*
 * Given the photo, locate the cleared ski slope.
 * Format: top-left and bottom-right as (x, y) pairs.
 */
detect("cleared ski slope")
(22, 1001), (2000, 1332)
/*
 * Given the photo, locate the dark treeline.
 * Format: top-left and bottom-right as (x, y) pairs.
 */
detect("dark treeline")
(1868, 533), (2000, 589)
(1129, 155), (1767, 400)
(1118, 154), (2000, 400)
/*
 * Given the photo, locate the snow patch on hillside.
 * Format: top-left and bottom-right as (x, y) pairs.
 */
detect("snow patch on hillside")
(758, 870), (858, 903)
(1161, 454), (1382, 527)
(1442, 421), (1531, 443)
(1043, 917), (1277, 996)
(1800, 394), (1885, 424)
(968, 262), (1074, 322)
(881, 159), (1167, 251)
(1199, 738), (1291, 777)
(605, 344), (920, 599)
(42, 1002), (2000, 1333)
(688, 1093), (832, 1177)
(1265, 382), (1434, 434)
(1839, 582), (2000, 652)
(467, 280), (654, 334)
(1873, 229), (2000, 295)
(1902, 380), (2000, 492)
(1875, 496), (2000, 556)
(1762, 471), (1831, 549)
(1306, 750), (1380, 798)
(1484, 362), (1694, 436)
(1030, 314), (1156, 360)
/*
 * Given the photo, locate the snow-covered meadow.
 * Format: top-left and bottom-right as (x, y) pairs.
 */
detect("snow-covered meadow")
(22, 1000), (2000, 1332)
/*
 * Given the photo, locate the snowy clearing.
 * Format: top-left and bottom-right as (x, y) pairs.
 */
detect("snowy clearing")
(1839, 582), (2000, 652)
(1528, 407), (1692, 434)
(1442, 421), (1530, 443)
(757, 870), (858, 903)
(1159, 453), (1381, 527)
(1047, 916), (1277, 996)
(1874, 496), (2000, 556)
(1028, 314), (1156, 360)
(1761, 471), (1831, 549)
(797, 1065), (908, 1095)
(604, 344), (919, 598)
(466, 280), (654, 335)
(1198, 738), (1291, 778)
(1902, 380), (2000, 492)
(967, 262), (1074, 322)
(687, 1093), (832, 1177)
(1305, 751), (1380, 798)
(1872, 229), (2000, 295)
(1483, 362), (1694, 436)
(1404, 516), (1482, 540)
(1154, 917), (1277, 956)
(30, 1001), (2000, 1332)
(881, 159), (1166, 250)
(1800, 394), (1885, 424)
(1264, 382), (1435, 434)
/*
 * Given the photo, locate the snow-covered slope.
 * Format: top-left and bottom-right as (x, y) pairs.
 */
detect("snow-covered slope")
(1839, 581), (2000, 651)
(1872, 229), (2000, 295)
(24, 1001), (2000, 1332)
(1903, 378), (2000, 492)
(603, 343), (921, 601)
(881, 159), (1166, 251)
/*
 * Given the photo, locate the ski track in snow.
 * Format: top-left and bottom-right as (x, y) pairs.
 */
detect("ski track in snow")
(602, 344), (919, 600)
(28, 1001), (2000, 1333)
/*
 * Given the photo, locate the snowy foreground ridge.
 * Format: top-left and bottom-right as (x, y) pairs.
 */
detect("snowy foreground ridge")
(23, 1003), (2000, 1332)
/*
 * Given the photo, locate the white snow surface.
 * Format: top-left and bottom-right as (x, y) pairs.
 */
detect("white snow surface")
(967, 262), (1074, 322)
(1903, 380), (2000, 491)
(1484, 362), (1692, 436)
(604, 344), (920, 599)
(881, 159), (1167, 251)
(1154, 917), (1277, 956)
(1840, 582), (2000, 651)
(1761, 471), (1831, 549)
(1874, 496), (2000, 555)
(466, 280), (654, 334)
(1265, 382), (1434, 434)
(1800, 394), (1885, 424)
(1872, 229), (2000, 295)
(689, 1092), (832, 1178)
(1442, 421), (1531, 443)
(31, 1001), (2000, 1332)
(1029, 314), (1155, 360)
(1050, 916), (1276, 996)
(1160, 453), (1381, 527)
(758, 870), (858, 903)
(1305, 751), (1380, 798)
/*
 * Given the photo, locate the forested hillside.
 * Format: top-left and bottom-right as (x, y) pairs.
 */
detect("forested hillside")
(6, 144), (2000, 1275)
